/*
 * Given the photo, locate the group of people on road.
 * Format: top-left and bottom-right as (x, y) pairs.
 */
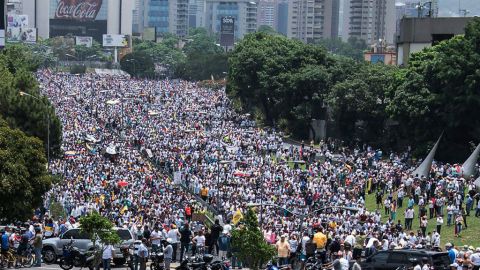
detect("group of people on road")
(20, 69), (480, 270)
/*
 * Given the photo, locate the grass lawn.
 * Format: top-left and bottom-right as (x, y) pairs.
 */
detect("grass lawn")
(365, 193), (480, 248)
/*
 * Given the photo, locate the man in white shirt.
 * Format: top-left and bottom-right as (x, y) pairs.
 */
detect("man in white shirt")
(138, 239), (149, 270)
(470, 248), (480, 270)
(166, 224), (179, 262)
(151, 226), (163, 253)
(102, 243), (115, 270)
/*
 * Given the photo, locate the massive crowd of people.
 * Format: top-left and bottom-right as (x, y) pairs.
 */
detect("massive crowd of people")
(5, 69), (480, 269)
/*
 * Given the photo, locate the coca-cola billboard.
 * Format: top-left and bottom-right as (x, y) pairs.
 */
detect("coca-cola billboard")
(54, 0), (103, 21)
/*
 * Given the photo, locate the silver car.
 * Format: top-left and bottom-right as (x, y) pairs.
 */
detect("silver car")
(42, 227), (134, 265)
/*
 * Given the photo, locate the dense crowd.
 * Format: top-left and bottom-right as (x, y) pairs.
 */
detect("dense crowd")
(6, 69), (480, 269)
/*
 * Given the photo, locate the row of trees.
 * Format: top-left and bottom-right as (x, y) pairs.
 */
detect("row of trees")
(121, 28), (228, 80)
(0, 44), (63, 222)
(227, 18), (480, 161)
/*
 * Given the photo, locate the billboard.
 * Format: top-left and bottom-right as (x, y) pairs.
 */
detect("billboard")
(76, 36), (93, 47)
(7, 27), (37, 43)
(220, 16), (234, 47)
(54, 0), (103, 21)
(103, 34), (129, 47)
(50, 0), (107, 43)
(7, 15), (28, 28)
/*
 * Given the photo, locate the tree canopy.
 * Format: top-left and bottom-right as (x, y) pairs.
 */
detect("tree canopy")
(0, 44), (62, 158)
(228, 18), (480, 161)
(0, 117), (52, 222)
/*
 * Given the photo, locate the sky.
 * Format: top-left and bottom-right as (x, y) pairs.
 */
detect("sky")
(430, 0), (479, 16)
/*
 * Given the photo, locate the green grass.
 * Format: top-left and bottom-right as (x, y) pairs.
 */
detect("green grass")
(365, 193), (480, 248)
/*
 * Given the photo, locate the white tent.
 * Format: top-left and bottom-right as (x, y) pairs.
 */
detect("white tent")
(461, 143), (480, 179)
(411, 133), (442, 178)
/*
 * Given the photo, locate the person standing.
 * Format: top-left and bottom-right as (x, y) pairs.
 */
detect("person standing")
(275, 235), (290, 267)
(420, 216), (428, 237)
(470, 247), (480, 270)
(138, 238), (149, 270)
(162, 240), (173, 270)
(209, 220), (223, 255)
(436, 215), (444, 234)
(179, 223), (192, 261)
(101, 243), (115, 270)
(32, 227), (43, 267)
(166, 224), (179, 262)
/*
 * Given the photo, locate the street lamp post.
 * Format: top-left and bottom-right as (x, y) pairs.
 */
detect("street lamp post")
(19, 91), (51, 171)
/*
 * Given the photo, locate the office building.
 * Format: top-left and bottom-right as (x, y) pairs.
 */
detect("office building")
(257, 0), (276, 29)
(205, 0), (258, 40)
(188, 0), (206, 29)
(144, 0), (189, 37)
(287, 0), (340, 43)
(397, 17), (473, 65)
(343, 0), (395, 45)
(276, 0), (288, 35)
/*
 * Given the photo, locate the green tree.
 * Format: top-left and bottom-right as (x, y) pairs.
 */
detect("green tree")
(231, 208), (275, 270)
(0, 117), (52, 222)
(228, 32), (329, 137)
(0, 50), (63, 158)
(315, 37), (368, 61)
(79, 212), (121, 267)
(175, 28), (228, 80)
(120, 51), (155, 78)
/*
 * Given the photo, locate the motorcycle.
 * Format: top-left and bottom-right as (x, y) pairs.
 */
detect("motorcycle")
(150, 251), (165, 270)
(175, 253), (214, 270)
(59, 240), (97, 270)
(120, 244), (134, 270)
(210, 259), (230, 270)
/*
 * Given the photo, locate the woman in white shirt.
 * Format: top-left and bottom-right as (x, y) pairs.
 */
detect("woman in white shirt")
(192, 231), (206, 254)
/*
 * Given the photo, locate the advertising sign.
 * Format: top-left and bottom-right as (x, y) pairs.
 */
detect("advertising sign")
(102, 34), (129, 47)
(54, 0), (103, 21)
(7, 15), (28, 28)
(220, 16), (234, 47)
(7, 27), (37, 43)
(50, 0), (107, 42)
(75, 36), (93, 47)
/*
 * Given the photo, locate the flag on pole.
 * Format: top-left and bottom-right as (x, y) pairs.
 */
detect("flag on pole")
(232, 209), (243, 225)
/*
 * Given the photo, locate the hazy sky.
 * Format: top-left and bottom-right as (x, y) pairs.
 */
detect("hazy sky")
(433, 0), (478, 16)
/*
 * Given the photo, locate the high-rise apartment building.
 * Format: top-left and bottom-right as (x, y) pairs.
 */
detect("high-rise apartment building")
(204, 0), (258, 40)
(287, 0), (340, 43)
(343, 0), (395, 45)
(257, 0), (276, 29)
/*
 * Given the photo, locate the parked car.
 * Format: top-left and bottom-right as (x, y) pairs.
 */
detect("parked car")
(360, 249), (451, 270)
(42, 227), (134, 265)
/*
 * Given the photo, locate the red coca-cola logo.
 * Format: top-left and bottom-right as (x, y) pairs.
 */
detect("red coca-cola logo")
(54, 0), (102, 21)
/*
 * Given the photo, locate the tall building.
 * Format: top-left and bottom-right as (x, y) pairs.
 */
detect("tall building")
(188, 0), (206, 29)
(146, 0), (170, 34)
(204, 0), (258, 40)
(276, 0), (288, 35)
(343, 0), (395, 45)
(257, 0), (276, 29)
(287, 0), (340, 43)
(132, 0), (145, 35)
(145, 0), (189, 37)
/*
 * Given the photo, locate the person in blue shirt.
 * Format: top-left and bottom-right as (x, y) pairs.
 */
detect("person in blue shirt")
(1, 228), (10, 253)
(445, 243), (456, 264)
